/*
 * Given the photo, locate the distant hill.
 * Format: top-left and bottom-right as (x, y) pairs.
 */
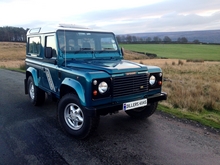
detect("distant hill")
(125, 30), (220, 44)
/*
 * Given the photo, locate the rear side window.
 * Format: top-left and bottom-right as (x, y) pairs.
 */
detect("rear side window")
(28, 37), (41, 56)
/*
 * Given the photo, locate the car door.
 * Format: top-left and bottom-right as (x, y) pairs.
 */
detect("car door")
(41, 35), (59, 93)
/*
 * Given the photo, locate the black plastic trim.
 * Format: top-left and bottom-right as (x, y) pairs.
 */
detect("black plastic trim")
(84, 92), (167, 116)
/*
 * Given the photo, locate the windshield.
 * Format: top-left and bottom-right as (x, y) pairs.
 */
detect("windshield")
(57, 30), (118, 52)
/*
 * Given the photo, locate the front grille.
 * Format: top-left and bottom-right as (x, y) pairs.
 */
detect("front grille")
(112, 74), (148, 97)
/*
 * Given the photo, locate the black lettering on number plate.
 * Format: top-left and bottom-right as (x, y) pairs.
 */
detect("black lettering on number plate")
(123, 99), (147, 111)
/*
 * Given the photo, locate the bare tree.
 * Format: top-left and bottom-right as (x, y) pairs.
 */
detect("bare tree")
(177, 37), (188, 43)
(163, 36), (172, 43)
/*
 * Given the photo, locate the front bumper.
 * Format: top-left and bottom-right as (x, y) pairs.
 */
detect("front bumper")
(147, 92), (167, 103)
(84, 92), (167, 116)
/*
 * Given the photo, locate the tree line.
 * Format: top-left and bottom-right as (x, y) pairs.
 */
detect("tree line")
(0, 26), (201, 44)
(0, 26), (28, 42)
(116, 35), (200, 44)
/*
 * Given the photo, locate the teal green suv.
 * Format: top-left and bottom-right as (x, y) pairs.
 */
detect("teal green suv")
(24, 24), (167, 139)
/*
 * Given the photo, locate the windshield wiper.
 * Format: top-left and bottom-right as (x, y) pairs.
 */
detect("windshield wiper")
(81, 48), (93, 50)
(72, 48), (93, 54)
(103, 48), (115, 50)
(96, 48), (116, 53)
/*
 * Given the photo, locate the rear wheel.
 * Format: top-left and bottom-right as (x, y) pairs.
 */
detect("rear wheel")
(125, 102), (158, 119)
(58, 93), (99, 139)
(27, 76), (45, 106)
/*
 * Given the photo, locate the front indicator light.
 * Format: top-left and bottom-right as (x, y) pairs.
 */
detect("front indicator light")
(158, 81), (162, 86)
(93, 90), (98, 96)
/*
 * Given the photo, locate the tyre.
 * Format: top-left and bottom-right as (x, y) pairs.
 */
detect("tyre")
(27, 76), (45, 106)
(125, 102), (158, 119)
(58, 93), (99, 139)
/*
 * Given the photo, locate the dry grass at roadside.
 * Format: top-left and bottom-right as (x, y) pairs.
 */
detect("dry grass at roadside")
(0, 42), (25, 60)
(134, 59), (220, 112)
(124, 49), (149, 60)
(0, 42), (25, 68)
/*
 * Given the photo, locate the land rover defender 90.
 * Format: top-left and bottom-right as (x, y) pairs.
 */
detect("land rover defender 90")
(24, 24), (167, 139)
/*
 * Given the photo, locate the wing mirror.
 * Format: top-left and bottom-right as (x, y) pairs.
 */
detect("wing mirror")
(45, 47), (53, 58)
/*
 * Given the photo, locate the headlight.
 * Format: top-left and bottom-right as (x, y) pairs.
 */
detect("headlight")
(98, 81), (108, 94)
(149, 75), (156, 85)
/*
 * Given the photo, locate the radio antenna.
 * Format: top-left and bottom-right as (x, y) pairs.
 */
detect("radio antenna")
(64, 30), (66, 67)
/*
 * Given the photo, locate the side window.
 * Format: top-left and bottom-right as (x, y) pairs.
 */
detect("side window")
(28, 37), (41, 56)
(45, 35), (57, 57)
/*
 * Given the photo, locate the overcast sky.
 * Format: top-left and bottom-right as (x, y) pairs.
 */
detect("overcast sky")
(0, 0), (220, 34)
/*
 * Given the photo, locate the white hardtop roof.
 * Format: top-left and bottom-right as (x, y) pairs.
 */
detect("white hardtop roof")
(27, 23), (113, 35)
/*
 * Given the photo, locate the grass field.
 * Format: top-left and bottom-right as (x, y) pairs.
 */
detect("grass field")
(120, 44), (220, 61)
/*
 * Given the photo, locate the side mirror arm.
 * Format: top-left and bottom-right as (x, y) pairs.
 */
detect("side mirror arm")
(121, 47), (124, 56)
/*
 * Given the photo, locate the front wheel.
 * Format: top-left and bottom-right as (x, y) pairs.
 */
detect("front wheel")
(58, 94), (99, 139)
(125, 102), (158, 119)
(27, 76), (45, 106)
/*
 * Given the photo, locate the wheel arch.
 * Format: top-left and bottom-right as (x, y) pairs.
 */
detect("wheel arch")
(26, 67), (39, 87)
(60, 78), (86, 106)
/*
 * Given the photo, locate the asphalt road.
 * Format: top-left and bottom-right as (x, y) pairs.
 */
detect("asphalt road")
(0, 68), (220, 165)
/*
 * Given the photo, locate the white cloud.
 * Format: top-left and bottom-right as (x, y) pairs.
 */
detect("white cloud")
(0, 0), (220, 33)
